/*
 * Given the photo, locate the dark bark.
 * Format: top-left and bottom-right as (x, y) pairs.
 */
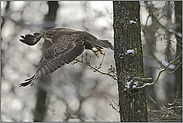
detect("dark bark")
(173, 2), (182, 118)
(113, 1), (148, 122)
(174, 1), (182, 99)
(33, 1), (59, 122)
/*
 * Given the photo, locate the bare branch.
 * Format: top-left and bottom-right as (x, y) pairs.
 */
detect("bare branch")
(75, 59), (118, 81)
(135, 52), (182, 89)
(144, 2), (182, 38)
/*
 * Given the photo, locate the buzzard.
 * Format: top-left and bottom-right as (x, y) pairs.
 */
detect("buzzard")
(19, 28), (113, 87)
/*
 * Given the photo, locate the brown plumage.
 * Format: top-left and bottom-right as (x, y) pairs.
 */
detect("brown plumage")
(19, 28), (113, 87)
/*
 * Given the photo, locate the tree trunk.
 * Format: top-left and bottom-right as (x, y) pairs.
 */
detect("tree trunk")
(33, 1), (59, 122)
(113, 1), (148, 122)
(164, 1), (174, 104)
(174, 1), (182, 117)
(174, 1), (182, 99)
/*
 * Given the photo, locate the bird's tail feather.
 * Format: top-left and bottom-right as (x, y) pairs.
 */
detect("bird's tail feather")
(98, 40), (114, 50)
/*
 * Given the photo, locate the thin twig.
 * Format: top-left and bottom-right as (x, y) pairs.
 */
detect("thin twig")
(145, 2), (182, 38)
(75, 59), (118, 81)
(135, 52), (182, 89)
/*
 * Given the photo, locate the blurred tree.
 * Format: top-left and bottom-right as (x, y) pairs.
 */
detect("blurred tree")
(113, 1), (148, 122)
(142, 2), (159, 110)
(33, 1), (59, 122)
(1, 1), (10, 29)
(164, 1), (174, 104)
(141, 2), (182, 121)
(174, 1), (182, 100)
(1, 1), (10, 77)
(174, 1), (182, 116)
(141, 0), (182, 109)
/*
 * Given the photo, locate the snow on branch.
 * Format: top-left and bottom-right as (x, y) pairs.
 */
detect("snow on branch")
(129, 20), (137, 24)
(124, 77), (152, 90)
(75, 51), (181, 91)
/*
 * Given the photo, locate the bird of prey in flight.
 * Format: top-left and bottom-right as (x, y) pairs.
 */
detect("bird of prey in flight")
(19, 28), (114, 87)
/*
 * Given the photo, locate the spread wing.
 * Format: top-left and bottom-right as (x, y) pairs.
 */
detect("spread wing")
(19, 40), (84, 87)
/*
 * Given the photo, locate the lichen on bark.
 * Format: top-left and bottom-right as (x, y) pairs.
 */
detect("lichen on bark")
(113, 1), (148, 122)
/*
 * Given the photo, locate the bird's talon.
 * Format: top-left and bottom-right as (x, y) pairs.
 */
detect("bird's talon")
(92, 49), (100, 58)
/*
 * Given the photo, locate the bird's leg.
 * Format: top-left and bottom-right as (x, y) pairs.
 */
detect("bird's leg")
(91, 47), (104, 58)
(91, 49), (99, 58)
(96, 47), (104, 55)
